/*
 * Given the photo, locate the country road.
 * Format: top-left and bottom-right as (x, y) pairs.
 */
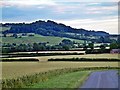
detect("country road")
(80, 70), (119, 88)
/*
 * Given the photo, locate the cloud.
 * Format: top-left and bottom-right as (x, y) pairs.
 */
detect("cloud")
(55, 16), (118, 34)
(54, 0), (119, 2)
(1, 0), (56, 8)
(1, 1), (118, 34)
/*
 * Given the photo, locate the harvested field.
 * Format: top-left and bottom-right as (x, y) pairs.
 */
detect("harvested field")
(2, 61), (119, 79)
(3, 54), (119, 61)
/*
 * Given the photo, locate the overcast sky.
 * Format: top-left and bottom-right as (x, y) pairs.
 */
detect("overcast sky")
(1, 0), (119, 34)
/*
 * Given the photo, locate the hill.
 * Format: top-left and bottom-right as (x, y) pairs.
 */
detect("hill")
(1, 20), (111, 43)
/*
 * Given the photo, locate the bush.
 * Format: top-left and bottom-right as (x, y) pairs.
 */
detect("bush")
(48, 58), (120, 62)
(1, 58), (39, 62)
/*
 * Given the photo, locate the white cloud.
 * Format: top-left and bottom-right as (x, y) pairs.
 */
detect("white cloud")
(1, 0), (56, 7)
(56, 0), (119, 2)
(55, 16), (118, 34)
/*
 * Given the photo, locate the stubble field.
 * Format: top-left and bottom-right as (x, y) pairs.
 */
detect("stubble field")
(2, 61), (119, 79)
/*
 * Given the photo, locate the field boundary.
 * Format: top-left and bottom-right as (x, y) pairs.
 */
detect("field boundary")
(48, 58), (120, 62)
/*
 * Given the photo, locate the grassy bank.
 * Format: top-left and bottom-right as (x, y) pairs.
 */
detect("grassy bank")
(29, 71), (90, 88)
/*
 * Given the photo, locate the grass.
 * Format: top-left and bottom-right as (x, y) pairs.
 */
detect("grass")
(2, 34), (84, 45)
(29, 71), (90, 88)
(2, 61), (119, 79)
(2, 68), (92, 88)
(0, 27), (11, 32)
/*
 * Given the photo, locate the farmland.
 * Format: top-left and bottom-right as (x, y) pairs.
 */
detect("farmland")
(1, 54), (119, 79)
(2, 61), (119, 79)
(5, 54), (119, 61)
(1, 54), (119, 88)
(2, 34), (84, 45)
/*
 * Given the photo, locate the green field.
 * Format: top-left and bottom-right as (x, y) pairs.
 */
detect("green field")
(29, 71), (90, 88)
(2, 34), (84, 45)
(0, 27), (11, 32)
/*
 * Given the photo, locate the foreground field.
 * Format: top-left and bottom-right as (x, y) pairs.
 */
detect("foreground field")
(29, 71), (90, 88)
(2, 61), (119, 79)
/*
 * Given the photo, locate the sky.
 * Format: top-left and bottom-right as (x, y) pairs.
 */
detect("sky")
(0, 0), (119, 34)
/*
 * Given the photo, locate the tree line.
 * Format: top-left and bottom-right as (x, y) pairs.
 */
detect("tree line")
(2, 38), (119, 54)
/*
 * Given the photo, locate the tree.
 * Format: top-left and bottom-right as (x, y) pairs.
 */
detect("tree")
(13, 33), (18, 38)
(88, 43), (94, 50)
(61, 39), (73, 45)
(33, 43), (39, 51)
(62, 45), (70, 50)
(3, 34), (6, 37)
(100, 44), (106, 53)
(110, 43), (118, 49)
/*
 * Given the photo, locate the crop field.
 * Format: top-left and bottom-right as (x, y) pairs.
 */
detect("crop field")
(1, 54), (119, 88)
(37, 54), (119, 61)
(2, 34), (84, 45)
(2, 61), (119, 79)
(6, 54), (119, 61)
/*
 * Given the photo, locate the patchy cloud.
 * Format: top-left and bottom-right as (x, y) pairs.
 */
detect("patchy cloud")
(1, 0), (118, 34)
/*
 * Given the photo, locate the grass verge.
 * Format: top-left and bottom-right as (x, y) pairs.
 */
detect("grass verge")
(29, 71), (90, 88)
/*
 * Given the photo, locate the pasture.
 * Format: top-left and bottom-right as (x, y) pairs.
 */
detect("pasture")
(2, 34), (84, 45)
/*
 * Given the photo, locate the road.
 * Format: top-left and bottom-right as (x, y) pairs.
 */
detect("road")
(81, 70), (119, 88)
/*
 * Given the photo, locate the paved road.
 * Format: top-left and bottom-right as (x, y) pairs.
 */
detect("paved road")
(81, 70), (119, 88)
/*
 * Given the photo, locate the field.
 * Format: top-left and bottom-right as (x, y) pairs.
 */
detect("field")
(1, 54), (119, 88)
(37, 54), (119, 61)
(2, 54), (119, 79)
(0, 27), (11, 32)
(7, 54), (119, 61)
(2, 61), (119, 79)
(2, 34), (84, 45)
